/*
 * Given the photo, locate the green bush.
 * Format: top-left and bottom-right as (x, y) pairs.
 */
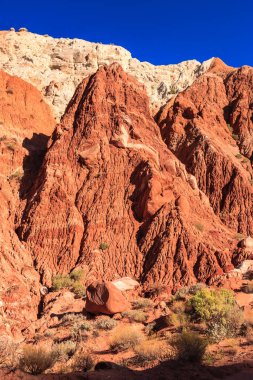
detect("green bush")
(71, 281), (85, 298)
(99, 242), (109, 250)
(70, 268), (84, 282)
(189, 288), (242, 341)
(51, 274), (72, 291)
(171, 331), (208, 362)
(54, 341), (76, 360)
(19, 346), (57, 375)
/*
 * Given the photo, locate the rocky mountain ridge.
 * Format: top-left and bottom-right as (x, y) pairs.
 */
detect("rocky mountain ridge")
(0, 29), (212, 119)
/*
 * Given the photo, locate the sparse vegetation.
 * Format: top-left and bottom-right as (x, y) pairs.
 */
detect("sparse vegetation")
(99, 242), (109, 250)
(171, 331), (208, 362)
(18, 346), (57, 375)
(194, 222), (204, 232)
(241, 284), (253, 294)
(54, 340), (76, 360)
(95, 317), (117, 330)
(123, 310), (148, 323)
(51, 269), (85, 297)
(71, 349), (95, 372)
(0, 336), (20, 369)
(132, 297), (154, 310)
(232, 133), (239, 141)
(189, 288), (243, 341)
(8, 168), (24, 180)
(235, 153), (242, 159)
(134, 339), (171, 362)
(227, 123), (232, 132)
(110, 326), (144, 351)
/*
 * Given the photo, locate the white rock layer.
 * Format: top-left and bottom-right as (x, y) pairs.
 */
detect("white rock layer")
(0, 30), (213, 119)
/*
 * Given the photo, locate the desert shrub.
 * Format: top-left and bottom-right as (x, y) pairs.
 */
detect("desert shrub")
(166, 312), (188, 328)
(123, 310), (147, 323)
(69, 268), (84, 282)
(51, 274), (72, 291)
(61, 313), (83, 324)
(71, 281), (85, 298)
(227, 123), (232, 132)
(134, 339), (171, 361)
(71, 349), (95, 372)
(54, 341), (76, 360)
(188, 283), (206, 295)
(110, 326), (144, 351)
(99, 242), (109, 250)
(232, 133), (239, 141)
(95, 317), (117, 330)
(72, 321), (92, 339)
(189, 288), (243, 341)
(8, 168), (23, 180)
(174, 287), (190, 300)
(235, 153), (242, 159)
(0, 336), (20, 369)
(18, 346), (57, 375)
(132, 298), (154, 310)
(78, 321), (92, 331)
(194, 222), (204, 232)
(171, 331), (208, 362)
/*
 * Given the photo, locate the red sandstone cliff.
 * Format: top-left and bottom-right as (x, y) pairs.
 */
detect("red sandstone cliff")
(157, 58), (253, 235)
(0, 70), (55, 337)
(18, 64), (237, 291)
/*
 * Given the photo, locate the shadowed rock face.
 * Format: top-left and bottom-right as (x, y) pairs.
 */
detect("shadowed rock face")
(18, 63), (236, 290)
(0, 70), (55, 337)
(157, 59), (253, 235)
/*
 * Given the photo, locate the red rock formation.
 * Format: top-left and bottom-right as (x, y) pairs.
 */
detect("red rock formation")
(157, 59), (253, 235)
(0, 70), (55, 337)
(85, 281), (130, 314)
(18, 64), (237, 291)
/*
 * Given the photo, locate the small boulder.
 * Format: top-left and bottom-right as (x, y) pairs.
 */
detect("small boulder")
(85, 281), (130, 315)
(240, 236), (253, 250)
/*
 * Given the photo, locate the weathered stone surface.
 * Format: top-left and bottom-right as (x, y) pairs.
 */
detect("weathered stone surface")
(85, 282), (130, 315)
(157, 58), (253, 235)
(0, 30), (212, 119)
(0, 69), (55, 336)
(18, 64), (236, 291)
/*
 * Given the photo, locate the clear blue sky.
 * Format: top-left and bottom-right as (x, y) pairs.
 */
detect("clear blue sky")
(2, 0), (252, 67)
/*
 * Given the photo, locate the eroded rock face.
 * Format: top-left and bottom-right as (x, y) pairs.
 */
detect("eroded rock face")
(157, 58), (253, 235)
(18, 64), (236, 290)
(0, 69), (55, 337)
(0, 30), (212, 119)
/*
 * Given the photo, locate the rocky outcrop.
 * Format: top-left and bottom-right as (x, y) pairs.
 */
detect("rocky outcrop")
(85, 282), (130, 315)
(0, 69), (55, 338)
(18, 64), (236, 291)
(0, 30), (212, 119)
(157, 59), (253, 235)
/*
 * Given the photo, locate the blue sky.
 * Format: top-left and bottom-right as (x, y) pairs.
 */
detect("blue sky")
(2, 0), (252, 67)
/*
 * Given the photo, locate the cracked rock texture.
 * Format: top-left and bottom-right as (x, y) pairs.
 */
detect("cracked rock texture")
(0, 30), (212, 119)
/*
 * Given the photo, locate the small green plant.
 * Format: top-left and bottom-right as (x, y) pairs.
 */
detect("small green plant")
(235, 153), (242, 159)
(99, 242), (109, 250)
(227, 123), (232, 132)
(110, 326), (144, 351)
(51, 274), (72, 291)
(232, 133), (239, 141)
(171, 331), (208, 362)
(69, 268), (84, 282)
(18, 346), (57, 375)
(194, 222), (204, 232)
(95, 317), (117, 330)
(8, 168), (24, 180)
(71, 281), (85, 297)
(169, 84), (177, 94)
(123, 310), (147, 323)
(234, 233), (245, 241)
